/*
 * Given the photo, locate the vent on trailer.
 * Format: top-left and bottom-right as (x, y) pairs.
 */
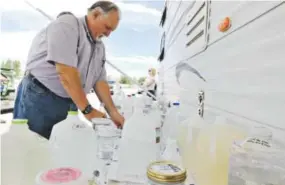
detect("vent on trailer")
(185, 1), (209, 50)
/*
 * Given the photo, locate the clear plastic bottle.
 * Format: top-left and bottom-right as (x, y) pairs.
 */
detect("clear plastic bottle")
(161, 102), (182, 152)
(115, 97), (159, 182)
(228, 126), (285, 185)
(112, 84), (126, 115)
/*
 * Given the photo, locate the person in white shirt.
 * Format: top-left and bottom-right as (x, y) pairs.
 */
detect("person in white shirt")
(143, 68), (157, 100)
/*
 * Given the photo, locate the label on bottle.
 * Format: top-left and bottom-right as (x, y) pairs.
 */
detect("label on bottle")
(143, 108), (149, 114)
(98, 150), (113, 160)
(40, 168), (81, 183)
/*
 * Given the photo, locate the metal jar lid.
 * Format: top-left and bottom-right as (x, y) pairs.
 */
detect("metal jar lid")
(147, 161), (187, 183)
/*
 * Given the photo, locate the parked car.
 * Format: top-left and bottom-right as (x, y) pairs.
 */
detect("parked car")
(108, 80), (116, 95)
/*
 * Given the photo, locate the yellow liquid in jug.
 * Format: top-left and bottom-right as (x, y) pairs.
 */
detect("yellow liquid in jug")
(177, 123), (205, 180)
(194, 123), (247, 185)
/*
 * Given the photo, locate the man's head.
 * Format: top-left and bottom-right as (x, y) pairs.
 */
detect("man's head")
(86, 1), (120, 39)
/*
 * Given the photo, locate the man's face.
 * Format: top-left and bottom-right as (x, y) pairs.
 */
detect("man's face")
(88, 9), (119, 39)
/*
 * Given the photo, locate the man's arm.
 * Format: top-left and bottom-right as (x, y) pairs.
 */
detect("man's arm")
(95, 80), (124, 127)
(55, 64), (89, 110)
(94, 64), (124, 127)
(95, 80), (117, 114)
(46, 15), (104, 119)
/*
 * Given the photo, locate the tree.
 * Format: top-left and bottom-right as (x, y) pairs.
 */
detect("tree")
(119, 76), (131, 84)
(1, 59), (22, 78)
(132, 77), (137, 84)
(138, 77), (146, 85)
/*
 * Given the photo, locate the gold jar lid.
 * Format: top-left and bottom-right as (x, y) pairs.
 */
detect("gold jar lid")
(147, 161), (187, 183)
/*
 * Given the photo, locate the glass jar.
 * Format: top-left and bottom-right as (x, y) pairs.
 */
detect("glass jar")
(96, 125), (118, 160)
(92, 118), (119, 161)
(147, 161), (187, 185)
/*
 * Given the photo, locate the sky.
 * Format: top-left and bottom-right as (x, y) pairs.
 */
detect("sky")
(0, 0), (164, 79)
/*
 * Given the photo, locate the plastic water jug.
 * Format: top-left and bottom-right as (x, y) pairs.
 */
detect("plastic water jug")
(35, 167), (90, 185)
(194, 116), (247, 185)
(161, 138), (182, 165)
(112, 87), (136, 120)
(228, 126), (285, 185)
(176, 115), (209, 179)
(2, 119), (51, 185)
(161, 102), (183, 150)
(115, 96), (160, 182)
(49, 111), (97, 178)
(122, 95), (135, 119)
(112, 84), (125, 113)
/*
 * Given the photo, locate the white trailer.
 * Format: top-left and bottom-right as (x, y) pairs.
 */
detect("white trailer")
(157, 1), (285, 143)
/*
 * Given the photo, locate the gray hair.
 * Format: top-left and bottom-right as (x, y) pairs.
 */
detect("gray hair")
(88, 1), (121, 18)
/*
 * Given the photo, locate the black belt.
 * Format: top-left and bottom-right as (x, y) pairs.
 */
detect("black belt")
(25, 72), (49, 91)
(24, 71), (74, 102)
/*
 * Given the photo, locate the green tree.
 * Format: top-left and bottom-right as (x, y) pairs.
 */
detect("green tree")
(138, 77), (146, 85)
(131, 77), (137, 85)
(119, 76), (131, 84)
(1, 59), (22, 77)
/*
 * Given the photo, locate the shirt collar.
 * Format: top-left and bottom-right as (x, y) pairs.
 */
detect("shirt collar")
(79, 16), (102, 44)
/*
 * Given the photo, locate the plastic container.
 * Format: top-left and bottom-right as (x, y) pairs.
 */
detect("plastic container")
(49, 111), (88, 147)
(2, 119), (51, 185)
(49, 111), (97, 178)
(176, 115), (209, 182)
(194, 116), (247, 185)
(161, 139), (182, 165)
(115, 97), (160, 182)
(228, 126), (285, 185)
(161, 102), (183, 149)
(35, 167), (89, 185)
(92, 118), (119, 161)
(112, 84), (126, 114)
(147, 161), (187, 185)
(122, 95), (135, 119)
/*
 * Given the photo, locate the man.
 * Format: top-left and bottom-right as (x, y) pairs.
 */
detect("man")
(13, 1), (124, 139)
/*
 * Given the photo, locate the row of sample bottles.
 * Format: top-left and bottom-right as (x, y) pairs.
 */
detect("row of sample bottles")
(172, 113), (285, 185)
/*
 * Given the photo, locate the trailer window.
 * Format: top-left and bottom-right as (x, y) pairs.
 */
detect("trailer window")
(160, 4), (167, 27)
(158, 32), (166, 62)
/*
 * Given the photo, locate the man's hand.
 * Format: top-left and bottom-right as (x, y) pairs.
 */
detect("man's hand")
(95, 81), (124, 128)
(85, 109), (106, 121)
(109, 111), (125, 128)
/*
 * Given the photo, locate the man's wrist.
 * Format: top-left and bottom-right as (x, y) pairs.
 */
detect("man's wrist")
(107, 107), (118, 115)
(81, 104), (93, 115)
